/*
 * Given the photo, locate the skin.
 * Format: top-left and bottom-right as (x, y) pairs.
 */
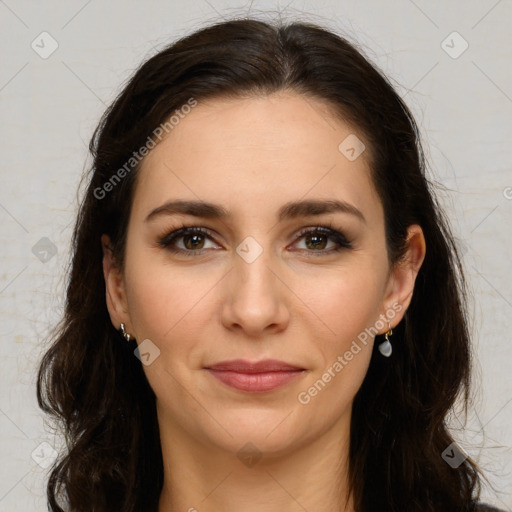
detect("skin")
(102, 91), (426, 512)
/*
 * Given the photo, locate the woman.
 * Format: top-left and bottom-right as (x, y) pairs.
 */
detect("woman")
(37, 17), (504, 512)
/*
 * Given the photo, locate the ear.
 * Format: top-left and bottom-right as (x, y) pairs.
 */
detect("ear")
(378, 224), (426, 332)
(101, 234), (130, 331)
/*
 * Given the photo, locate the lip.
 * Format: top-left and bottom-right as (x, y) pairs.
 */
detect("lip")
(205, 359), (306, 393)
(206, 359), (304, 373)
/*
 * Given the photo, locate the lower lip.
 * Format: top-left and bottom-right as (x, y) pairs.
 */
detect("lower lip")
(206, 369), (304, 392)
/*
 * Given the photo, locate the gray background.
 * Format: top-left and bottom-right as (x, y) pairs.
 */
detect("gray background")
(0, 0), (511, 510)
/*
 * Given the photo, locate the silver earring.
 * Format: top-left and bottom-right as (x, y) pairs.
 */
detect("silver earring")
(119, 323), (132, 342)
(378, 323), (393, 357)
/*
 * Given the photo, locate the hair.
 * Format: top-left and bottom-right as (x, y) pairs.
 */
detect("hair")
(37, 16), (482, 512)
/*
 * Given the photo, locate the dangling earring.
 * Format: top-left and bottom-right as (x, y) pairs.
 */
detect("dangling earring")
(119, 323), (132, 342)
(378, 323), (393, 357)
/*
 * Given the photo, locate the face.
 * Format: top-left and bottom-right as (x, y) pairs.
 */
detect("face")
(103, 91), (423, 458)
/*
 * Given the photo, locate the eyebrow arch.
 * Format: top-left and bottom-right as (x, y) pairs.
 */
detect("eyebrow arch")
(145, 199), (366, 224)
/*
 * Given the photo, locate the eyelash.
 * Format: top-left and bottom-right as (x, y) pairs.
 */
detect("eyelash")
(157, 222), (353, 257)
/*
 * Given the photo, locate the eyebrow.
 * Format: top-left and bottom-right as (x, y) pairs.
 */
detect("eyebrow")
(145, 199), (366, 224)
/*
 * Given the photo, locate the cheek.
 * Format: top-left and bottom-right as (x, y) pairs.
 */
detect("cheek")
(124, 247), (219, 342)
(291, 268), (383, 407)
(123, 258), (217, 404)
(293, 263), (385, 344)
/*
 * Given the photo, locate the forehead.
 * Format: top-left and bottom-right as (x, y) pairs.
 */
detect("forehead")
(132, 92), (381, 225)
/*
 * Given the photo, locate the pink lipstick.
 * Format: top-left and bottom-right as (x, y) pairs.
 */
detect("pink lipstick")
(205, 359), (305, 393)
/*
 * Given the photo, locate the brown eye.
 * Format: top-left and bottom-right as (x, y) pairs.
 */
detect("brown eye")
(182, 233), (206, 250)
(158, 224), (352, 257)
(304, 233), (329, 250)
(292, 226), (353, 255)
(158, 227), (220, 255)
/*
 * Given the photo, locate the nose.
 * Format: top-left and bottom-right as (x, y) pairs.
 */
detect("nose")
(220, 249), (290, 338)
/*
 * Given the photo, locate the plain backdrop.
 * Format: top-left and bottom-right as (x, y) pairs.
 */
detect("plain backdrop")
(0, 0), (511, 510)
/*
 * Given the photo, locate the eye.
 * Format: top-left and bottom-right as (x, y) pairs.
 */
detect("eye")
(291, 225), (353, 255)
(158, 224), (353, 257)
(158, 226), (220, 255)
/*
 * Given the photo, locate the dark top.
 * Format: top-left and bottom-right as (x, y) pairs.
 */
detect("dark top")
(475, 503), (508, 512)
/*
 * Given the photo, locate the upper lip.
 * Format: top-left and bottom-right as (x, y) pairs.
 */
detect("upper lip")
(205, 359), (304, 373)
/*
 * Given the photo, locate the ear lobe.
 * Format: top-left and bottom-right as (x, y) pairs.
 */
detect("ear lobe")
(101, 234), (129, 329)
(381, 224), (426, 330)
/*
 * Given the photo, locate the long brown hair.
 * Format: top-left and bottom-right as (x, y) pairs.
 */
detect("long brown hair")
(37, 17), (481, 511)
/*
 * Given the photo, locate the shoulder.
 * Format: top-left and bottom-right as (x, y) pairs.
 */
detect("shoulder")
(474, 503), (508, 512)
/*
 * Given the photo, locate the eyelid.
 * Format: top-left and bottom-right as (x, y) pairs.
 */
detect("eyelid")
(293, 224), (351, 244)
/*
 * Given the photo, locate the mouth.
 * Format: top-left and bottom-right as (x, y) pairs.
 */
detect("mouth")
(204, 359), (306, 393)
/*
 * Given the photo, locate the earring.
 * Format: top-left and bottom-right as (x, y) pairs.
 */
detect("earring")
(378, 323), (393, 357)
(119, 323), (132, 342)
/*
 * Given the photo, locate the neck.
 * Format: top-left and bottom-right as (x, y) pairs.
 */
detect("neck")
(157, 410), (355, 512)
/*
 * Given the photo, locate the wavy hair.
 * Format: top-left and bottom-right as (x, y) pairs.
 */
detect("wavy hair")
(37, 17), (481, 511)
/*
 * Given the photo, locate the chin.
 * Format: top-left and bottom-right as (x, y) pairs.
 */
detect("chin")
(204, 407), (309, 456)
